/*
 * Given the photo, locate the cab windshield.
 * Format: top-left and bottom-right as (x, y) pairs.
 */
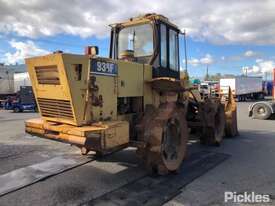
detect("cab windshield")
(118, 24), (153, 58)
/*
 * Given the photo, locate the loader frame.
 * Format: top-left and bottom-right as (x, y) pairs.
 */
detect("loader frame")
(25, 13), (238, 174)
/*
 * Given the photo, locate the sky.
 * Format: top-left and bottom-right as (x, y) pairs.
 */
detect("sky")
(1, 0), (275, 79)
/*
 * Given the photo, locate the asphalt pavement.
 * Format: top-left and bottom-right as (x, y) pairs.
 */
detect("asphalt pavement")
(0, 102), (274, 206)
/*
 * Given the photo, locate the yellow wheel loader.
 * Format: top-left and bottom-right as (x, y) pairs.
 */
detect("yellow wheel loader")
(25, 13), (238, 175)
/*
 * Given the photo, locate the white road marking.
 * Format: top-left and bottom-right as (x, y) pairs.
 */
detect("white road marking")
(0, 156), (91, 197)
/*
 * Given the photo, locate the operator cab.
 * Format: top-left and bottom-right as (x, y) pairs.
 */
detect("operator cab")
(109, 13), (180, 79)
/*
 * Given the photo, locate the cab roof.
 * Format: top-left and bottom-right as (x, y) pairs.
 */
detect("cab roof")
(110, 13), (179, 30)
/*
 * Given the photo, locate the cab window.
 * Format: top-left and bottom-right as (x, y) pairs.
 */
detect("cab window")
(160, 24), (167, 67)
(118, 24), (153, 58)
(169, 29), (179, 71)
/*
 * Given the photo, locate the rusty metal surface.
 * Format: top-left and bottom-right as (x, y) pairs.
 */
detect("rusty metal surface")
(148, 78), (183, 92)
(199, 99), (226, 145)
(82, 151), (230, 206)
(90, 76), (103, 107)
(25, 118), (130, 153)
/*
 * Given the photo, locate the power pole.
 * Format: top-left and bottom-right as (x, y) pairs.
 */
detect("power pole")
(205, 64), (209, 81)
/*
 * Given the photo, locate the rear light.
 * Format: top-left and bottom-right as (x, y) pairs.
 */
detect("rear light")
(85, 46), (99, 56)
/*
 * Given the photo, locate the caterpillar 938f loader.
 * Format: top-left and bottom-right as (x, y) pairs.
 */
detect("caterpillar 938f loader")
(25, 13), (238, 175)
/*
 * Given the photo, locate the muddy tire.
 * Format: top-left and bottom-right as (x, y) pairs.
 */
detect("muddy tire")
(201, 103), (225, 146)
(141, 102), (188, 175)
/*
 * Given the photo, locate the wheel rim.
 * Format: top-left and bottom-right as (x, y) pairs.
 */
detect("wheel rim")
(161, 117), (186, 170)
(257, 107), (266, 115)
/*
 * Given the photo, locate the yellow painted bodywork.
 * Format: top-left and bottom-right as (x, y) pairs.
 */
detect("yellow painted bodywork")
(26, 54), (90, 126)
(91, 74), (117, 122)
(24, 13), (181, 152)
(25, 118), (129, 151)
(26, 54), (159, 125)
(143, 64), (160, 107)
(117, 60), (144, 97)
(111, 13), (178, 30)
(25, 53), (160, 150)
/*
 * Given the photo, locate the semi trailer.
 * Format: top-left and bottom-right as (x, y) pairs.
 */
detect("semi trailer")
(220, 76), (263, 101)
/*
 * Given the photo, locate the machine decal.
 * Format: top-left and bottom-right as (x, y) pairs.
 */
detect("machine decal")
(91, 59), (118, 76)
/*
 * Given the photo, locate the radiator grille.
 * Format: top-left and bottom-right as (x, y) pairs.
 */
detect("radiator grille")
(35, 65), (60, 85)
(37, 98), (73, 120)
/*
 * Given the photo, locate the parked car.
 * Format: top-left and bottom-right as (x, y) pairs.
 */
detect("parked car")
(6, 86), (37, 112)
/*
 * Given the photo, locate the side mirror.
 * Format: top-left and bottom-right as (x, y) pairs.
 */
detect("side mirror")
(85, 46), (99, 57)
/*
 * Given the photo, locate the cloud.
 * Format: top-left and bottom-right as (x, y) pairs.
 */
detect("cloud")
(256, 58), (263, 63)
(244, 50), (257, 57)
(0, 0), (275, 44)
(220, 50), (259, 63)
(242, 59), (275, 75)
(188, 58), (200, 66)
(187, 54), (214, 66)
(2, 40), (49, 64)
(200, 54), (214, 65)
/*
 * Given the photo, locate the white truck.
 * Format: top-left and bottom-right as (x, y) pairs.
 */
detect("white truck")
(220, 76), (263, 101)
(14, 72), (31, 92)
(199, 81), (219, 97)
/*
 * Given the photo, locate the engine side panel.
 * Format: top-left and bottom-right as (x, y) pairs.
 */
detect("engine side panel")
(26, 53), (89, 126)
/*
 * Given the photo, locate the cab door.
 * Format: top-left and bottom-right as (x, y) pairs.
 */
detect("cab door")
(152, 23), (180, 79)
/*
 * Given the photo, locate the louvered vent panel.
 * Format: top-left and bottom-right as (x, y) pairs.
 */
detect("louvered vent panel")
(37, 98), (73, 120)
(35, 66), (60, 85)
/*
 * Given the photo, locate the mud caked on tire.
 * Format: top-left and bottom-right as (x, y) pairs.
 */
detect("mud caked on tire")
(140, 102), (188, 175)
(200, 102), (226, 146)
